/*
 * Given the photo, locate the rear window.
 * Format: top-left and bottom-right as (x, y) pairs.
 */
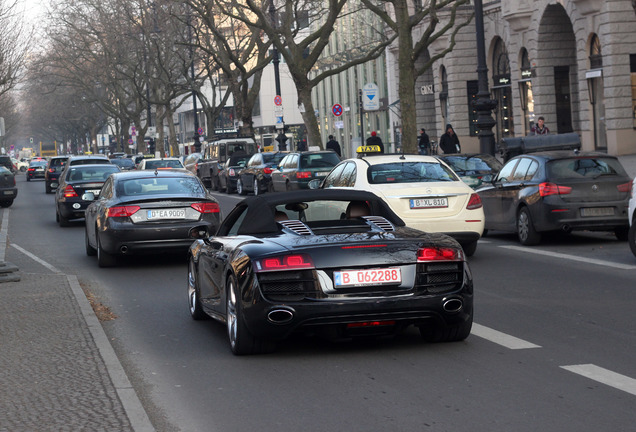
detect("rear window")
(263, 153), (286, 164)
(70, 158), (110, 165)
(369, 162), (458, 184)
(50, 158), (67, 168)
(299, 153), (340, 169)
(118, 177), (204, 196)
(67, 166), (119, 181)
(144, 159), (184, 169)
(111, 158), (135, 168)
(547, 157), (627, 180)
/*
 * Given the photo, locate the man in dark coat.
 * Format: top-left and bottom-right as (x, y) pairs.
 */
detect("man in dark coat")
(325, 135), (341, 157)
(418, 128), (430, 155)
(366, 131), (384, 153)
(439, 124), (461, 154)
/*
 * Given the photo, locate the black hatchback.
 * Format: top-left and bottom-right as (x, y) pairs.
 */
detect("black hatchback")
(476, 151), (632, 245)
(45, 156), (69, 193)
(270, 151), (341, 192)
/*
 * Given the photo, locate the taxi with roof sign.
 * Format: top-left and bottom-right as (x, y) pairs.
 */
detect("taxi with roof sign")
(310, 146), (484, 256)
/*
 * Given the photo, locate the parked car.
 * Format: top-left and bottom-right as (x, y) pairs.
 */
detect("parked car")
(55, 164), (121, 226)
(217, 154), (250, 194)
(437, 153), (503, 189)
(270, 151), (341, 192)
(45, 155), (69, 193)
(84, 170), (221, 267)
(110, 158), (136, 171)
(476, 151), (632, 245)
(236, 151), (288, 195)
(198, 137), (257, 189)
(137, 157), (185, 170)
(187, 188), (473, 355)
(12, 157), (28, 172)
(0, 166), (17, 207)
(312, 150), (484, 256)
(0, 155), (17, 174)
(625, 177), (636, 257)
(26, 160), (48, 181)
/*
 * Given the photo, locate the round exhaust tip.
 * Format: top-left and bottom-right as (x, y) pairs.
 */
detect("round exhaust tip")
(443, 298), (463, 313)
(267, 309), (294, 324)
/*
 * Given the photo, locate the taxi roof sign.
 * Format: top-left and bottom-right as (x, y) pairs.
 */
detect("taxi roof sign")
(356, 145), (382, 154)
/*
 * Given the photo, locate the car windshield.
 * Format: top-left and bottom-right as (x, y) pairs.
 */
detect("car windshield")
(145, 159), (184, 169)
(547, 157), (628, 180)
(30, 161), (47, 167)
(117, 177), (204, 196)
(442, 156), (501, 175)
(369, 162), (458, 184)
(299, 153), (340, 169)
(66, 166), (119, 181)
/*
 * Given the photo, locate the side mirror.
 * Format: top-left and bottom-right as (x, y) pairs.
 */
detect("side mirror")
(481, 174), (493, 183)
(82, 192), (96, 201)
(308, 179), (321, 189)
(188, 225), (210, 240)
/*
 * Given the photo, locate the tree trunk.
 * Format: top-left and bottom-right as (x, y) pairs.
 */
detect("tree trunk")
(165, 106), (180, 157)
(297, 86), (321, 149)
(396, 4), (418, 154)
(156, 104), (165, 157)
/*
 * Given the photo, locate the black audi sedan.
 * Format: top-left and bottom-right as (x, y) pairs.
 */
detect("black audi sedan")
(236, 151), (288, 195)
(26, 160), (48, 181)
(84, 170), (221, 267)
(55, 164), (121, 226)
(187, 189), (473, 355)
(476, 151), (632, 245)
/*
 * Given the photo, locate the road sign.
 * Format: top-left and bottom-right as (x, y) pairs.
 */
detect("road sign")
(274, 95), (282, 106)
(274, 105), (284, 117)
(128, 138), (134, 145)
(197, 127), (204, 135)
(332, 104), (343, 117)
(362, 83), (380, 111)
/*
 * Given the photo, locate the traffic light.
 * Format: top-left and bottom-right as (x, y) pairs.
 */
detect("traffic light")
(148, 138), (156, 154)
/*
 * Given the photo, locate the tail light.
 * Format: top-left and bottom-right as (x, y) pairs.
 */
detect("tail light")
(539, 182), (572, 197)
(417, 247), (464, 262)
(263, 167), (273, 174)
(48, 168), (55, 173)
(27, 168), (35, 172)
(254, 254), (315, 272)
(617, 182), (632, 193)
(106, 205), (140, 218)
(63, 185), (78, 198)
(466, 193), (482, 210)
(191, 202), (220, 213)
(296, 171), (311, 179)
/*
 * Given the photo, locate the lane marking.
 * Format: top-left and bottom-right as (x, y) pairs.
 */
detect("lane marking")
(561, 364), (636, 397)
(0, 208), (8, 261)
(499, 245), (636, 270)
(11, 243), (63, 274)
(472, 323), (542, 349)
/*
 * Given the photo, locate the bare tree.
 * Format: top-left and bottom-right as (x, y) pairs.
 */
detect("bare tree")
(360, 0), (472, 153)
(0, 0), (29, 98)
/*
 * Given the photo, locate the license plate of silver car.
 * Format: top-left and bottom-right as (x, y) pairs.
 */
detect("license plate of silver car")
(410, 197), (448, 209)
(147, 209), (186, 220)
(580, 207), (614, 217)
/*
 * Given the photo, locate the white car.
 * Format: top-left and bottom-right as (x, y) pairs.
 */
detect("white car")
(314, 148), (485, 256)
(138, 157), (185, 170)
(628, 177), (636, 257)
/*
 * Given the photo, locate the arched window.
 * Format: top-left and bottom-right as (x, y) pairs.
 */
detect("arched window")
(589, 34), (602, 69)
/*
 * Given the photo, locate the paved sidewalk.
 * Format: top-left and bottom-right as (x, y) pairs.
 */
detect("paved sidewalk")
(0, 209), (154, 431)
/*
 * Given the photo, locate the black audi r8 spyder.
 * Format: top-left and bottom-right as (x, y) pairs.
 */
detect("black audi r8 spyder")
(187, 189), (474, 355)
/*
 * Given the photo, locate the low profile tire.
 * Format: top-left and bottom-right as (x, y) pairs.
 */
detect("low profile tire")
(267, 182), (274, 193)
(226, 274), (274, 355)
(629, 224), (636, 257)
(615, 226), (629, 242)
(26, 176), (31, 182)
(461, 240), (478, 257)
(253, 178), (261, 196)
(45, 183), (52, 194)
(420, 311), (473, 343)
(0, 200), (13, 208)
(188, 258), (207, 320)
(481, 229), (488, 237)
(285, 182), (292, 192)
(57, 209), (71, 227)
(97, 234), (116, 268)
(85, 227), (96, 256)
(517, 207), (541, 246)
(237, 179), (246, 195)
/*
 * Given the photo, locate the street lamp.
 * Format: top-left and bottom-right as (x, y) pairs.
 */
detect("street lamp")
(472, 0), (497, 155)
(187, 6), (201, 153)
(269, 0), (287, 150)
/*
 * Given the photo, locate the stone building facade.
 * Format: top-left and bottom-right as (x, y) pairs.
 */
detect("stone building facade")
(391, 0), (636, 155)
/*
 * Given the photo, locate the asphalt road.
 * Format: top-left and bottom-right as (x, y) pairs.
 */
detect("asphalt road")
(9, 174), (636, 432)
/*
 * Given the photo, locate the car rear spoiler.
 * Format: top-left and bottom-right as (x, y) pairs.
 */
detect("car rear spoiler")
(499, 133), (581, 162)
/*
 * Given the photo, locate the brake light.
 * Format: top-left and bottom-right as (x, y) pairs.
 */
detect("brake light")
(106, 205), (140, 217)
(539, 182), (572, 197)
(63, 185), (78, 198)
(617, 182), (632, 193)
(27, 168), (35, 172)
(296, 171), (311, 179)
(466, 193), (482, 210)
(417, 247), (464, 262)
(191, 202), (220, 213)
(263, 167), (273, 174)
(254, 254), (315, 272)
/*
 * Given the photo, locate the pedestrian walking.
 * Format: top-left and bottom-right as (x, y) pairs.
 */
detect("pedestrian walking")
(530, 116), (550, 135)
(439, 124), (461, 154)
(418, 128), (430, 155)
(325, 135), (341, 157)
(366, 131), (384, 153)
(297, 138), (307, 151)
